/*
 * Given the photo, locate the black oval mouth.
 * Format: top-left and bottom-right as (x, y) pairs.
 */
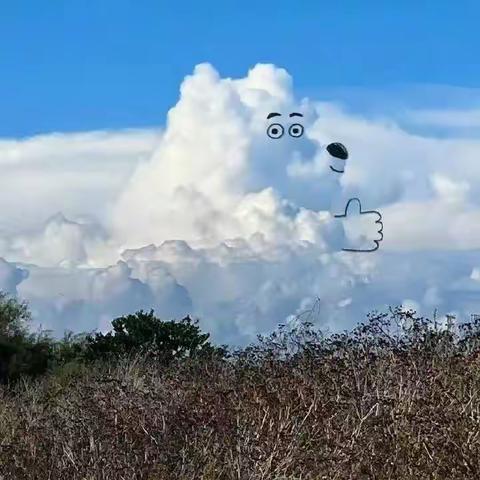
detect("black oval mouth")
(330, 165), (345, 173)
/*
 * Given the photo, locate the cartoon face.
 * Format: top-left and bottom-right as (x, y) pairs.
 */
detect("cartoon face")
(266, 112), (349, 177)
(263, 111), (345, 213)
(266, 112), (304, 139)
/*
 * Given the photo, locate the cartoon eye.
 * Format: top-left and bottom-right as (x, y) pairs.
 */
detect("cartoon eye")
(267, 123), (284, 139)
(289, 123), (304, 138)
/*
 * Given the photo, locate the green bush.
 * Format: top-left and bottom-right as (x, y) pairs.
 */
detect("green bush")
(84, 309), (228, 364)
(0, 293), (228, 384)
(49, 330), (90, 366)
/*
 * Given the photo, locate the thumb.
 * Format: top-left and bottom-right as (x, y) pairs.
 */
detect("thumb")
(343, 197), (363, 216)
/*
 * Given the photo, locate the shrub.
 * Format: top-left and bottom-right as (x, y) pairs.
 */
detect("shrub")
(3, 306), (480, 479)
(0, 292), (54, 384)
(84, 309), (228, 364)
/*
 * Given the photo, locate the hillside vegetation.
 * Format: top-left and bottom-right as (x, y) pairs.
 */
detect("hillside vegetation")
(0, 293), (480, 479)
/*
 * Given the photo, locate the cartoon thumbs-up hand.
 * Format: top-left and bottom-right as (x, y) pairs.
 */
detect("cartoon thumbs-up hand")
(334, 198), (383, 252)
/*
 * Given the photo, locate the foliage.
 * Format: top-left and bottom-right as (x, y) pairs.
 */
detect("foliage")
(2, 306), (480, 478)
(83, 309), (228, 364)
(0, 291), (31, 337)
(0, 296), (227, 384)
(4, 288), (480, 477)
(0, 293), (54, 383)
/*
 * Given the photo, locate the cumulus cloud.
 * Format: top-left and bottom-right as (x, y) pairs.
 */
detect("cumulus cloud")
(1, 63), (480, 345)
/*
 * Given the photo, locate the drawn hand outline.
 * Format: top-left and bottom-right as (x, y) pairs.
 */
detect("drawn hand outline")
(334, 197), (383, 252)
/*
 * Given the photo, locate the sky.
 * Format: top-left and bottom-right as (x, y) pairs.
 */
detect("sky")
(2, 1), (480, 137)
(1, 2), (480, 347)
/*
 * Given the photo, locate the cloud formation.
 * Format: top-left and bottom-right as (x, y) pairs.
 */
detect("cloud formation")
(1, 63), (479, 345)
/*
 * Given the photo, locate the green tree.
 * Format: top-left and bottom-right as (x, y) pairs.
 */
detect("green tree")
(84, 310), (228, 364)
(0, 292), (54, 383)
(0, 291), (31, 338)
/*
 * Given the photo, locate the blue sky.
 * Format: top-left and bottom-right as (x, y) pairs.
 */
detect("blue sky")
(2, 2), (480, 341)
(2, 1), (479, 137)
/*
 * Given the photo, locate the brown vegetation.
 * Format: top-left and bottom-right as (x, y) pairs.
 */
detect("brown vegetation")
(1, 307), (480, 479)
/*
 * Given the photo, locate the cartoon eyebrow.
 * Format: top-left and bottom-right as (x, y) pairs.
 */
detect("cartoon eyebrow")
(289, 112), (303, 117)
(267, 112), (282, 119)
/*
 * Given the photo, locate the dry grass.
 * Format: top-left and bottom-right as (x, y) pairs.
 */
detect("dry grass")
(1, 311), (480, 479)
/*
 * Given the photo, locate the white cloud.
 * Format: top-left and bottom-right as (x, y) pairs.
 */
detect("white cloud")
(0, 129), (160, 232)
(1, 63), (480, 345)
(406, 108), (480, 128)
(0, 258), (28, 295)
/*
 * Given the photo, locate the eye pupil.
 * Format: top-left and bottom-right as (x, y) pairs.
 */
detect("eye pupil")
(272, 128), (278, 134)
